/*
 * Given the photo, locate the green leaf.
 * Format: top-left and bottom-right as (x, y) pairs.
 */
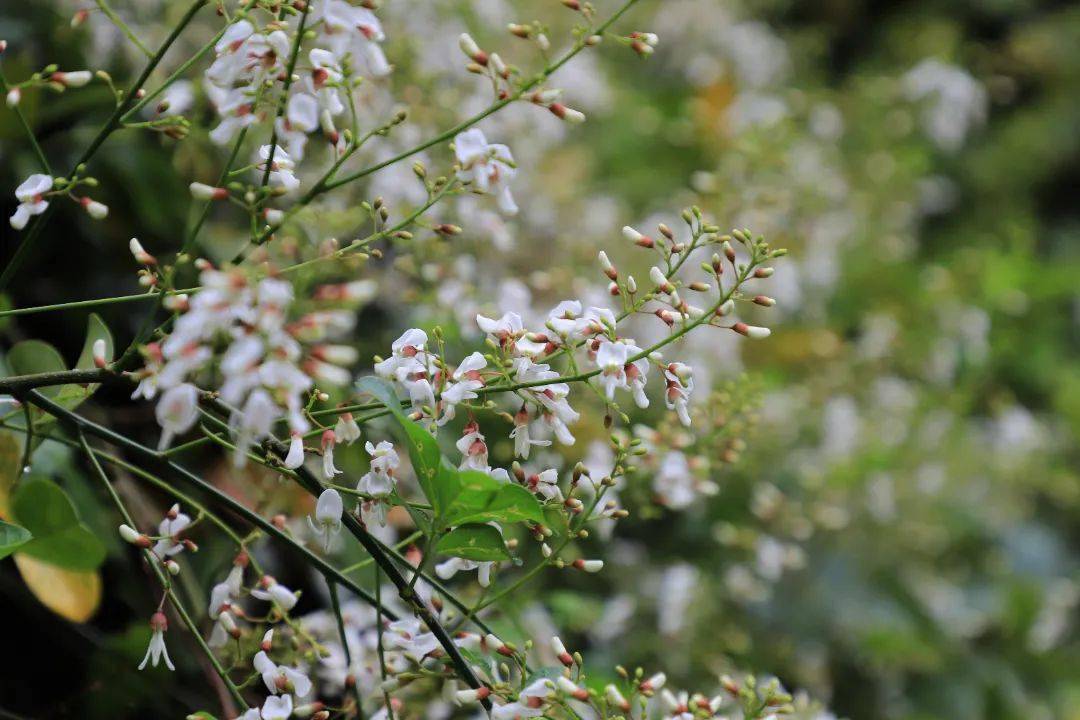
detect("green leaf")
(11, 477), (106, 570)
(55, 313), (114, 410)
(186, 713), (219, 720)
(436, 524), (510, 561)
(444, 470), (545, 526)
(74, 313), (115, 370)
(355, 376), (461, 516)
(0, 519), (32, 560)
(7, 340), (66, 398)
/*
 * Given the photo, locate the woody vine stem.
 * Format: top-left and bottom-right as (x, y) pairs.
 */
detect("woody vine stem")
(0, 1), (797, 719)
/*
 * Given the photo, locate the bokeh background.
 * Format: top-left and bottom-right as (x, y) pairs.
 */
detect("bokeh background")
(1, 1), (1078, 719)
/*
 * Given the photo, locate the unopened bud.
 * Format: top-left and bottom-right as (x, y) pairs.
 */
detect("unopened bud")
(458, 33), (487, 65)
(92, 339), (108, 368)
(52, 70), (92, 88)
(119, 524), (151, 548)
(548, 102), (585, 123)
(572, 558), (604, 573)
(129, 238), (157, 265)
(189, 182), (228, 201)
(80, 197), (108, 220)
(551, 636), (574, 666)
(733, 322), (770, 339)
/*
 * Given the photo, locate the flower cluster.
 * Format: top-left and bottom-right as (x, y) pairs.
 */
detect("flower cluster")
(204, 3), (388, 156)
(131, 259), (360, 463)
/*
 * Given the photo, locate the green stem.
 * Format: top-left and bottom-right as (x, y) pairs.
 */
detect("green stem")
(258, 3), (309, 191)
(328, 580), (365, 719)
(77, 429), (247, 710)
(0, 0), (210, 294)
(18, 388), (390, 618)
(0, 69), (53, 173)
(95, 0), (154, 58)
(341, 531), (422, 574)
(321, 0), (640, 194)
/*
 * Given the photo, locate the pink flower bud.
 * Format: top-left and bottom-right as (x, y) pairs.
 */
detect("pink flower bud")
(548, 102), (585, 123)
(189, 182), (228, 201)
(458, 33), (487, 65)
(551, 636), (574, 667)
(92, 339), (107, 368)
(80, 196), (108, 220)
(572, 558), (604, 573)
(119, 524), (152, 548)
(732, 322), (770, 339)
(52, 70), (92, 87)
(454, 686), (491, 705)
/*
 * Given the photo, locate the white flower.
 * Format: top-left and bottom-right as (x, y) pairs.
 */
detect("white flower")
(653, 451), (716, 510)
(254, 650), (313, 697)
(308, 488), (343, 550)
(663, 363), (694, 426)
(321, 429), (341, 479)
(456, 421), (489, 471)
(476, 311), (524, 346)
(491, 701), (543, 720)
(138, 612), (175, 671)
(154, 382), (199, 450)
(258, 144), (300, 191)
(207, 563), (244, 647)
(435, 556), (496, 587)
(526, 469), (563, 500)
(547, 300), (584, 336)
(146, 79), (194, 117)
(232, 389), (282, 465)
(285, 432), (305, 469)
(260, 695), (293, 720)
(903, 59), (987, 152)
(515, 358), (579, 445)
(315, 0), (390, 77)
(595, 339), (630, 400)
(334, 412), (361, 444)
(10, 174), (52, 230)
(358, 440), (398, 497)
(439, 351), (487, 423)
(455, 128), (518, 215)
(510, 405), (551, 459)
(251, 577), (299, 611)
(385, 618), (440, 661)
(152, 504), (192, 557)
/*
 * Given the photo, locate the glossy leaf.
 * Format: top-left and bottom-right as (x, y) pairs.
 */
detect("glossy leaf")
(12, 477), (106, 570)
(0, 519), (32, 560)
(444, 470), (544, 526)
(7, 340), (66, 398)
(436, 523), (510, 561)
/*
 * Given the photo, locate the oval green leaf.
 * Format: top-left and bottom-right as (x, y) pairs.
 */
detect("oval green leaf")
(436, 524), (511, 562)
(11, 477), (106, 570)
(0, 519), (32, 560)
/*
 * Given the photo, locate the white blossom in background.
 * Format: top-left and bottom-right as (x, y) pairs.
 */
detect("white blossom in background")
(9, 173), (52, 230)
(903, 58), (987, 152)
(307, 488), (343, 550)
(455, 128), (519, 215)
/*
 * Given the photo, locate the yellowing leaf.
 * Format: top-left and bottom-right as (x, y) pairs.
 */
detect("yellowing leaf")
(0, 430), (21, 518)
(14, 554), (102, 622)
